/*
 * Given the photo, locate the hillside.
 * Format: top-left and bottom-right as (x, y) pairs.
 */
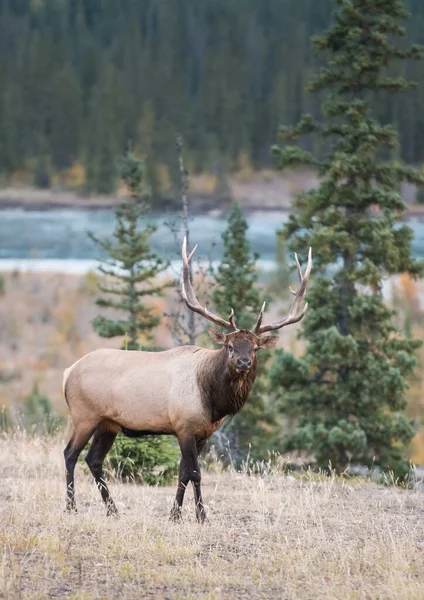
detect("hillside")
(0, 0), (423, 199)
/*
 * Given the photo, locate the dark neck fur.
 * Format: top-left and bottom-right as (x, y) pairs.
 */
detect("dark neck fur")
(198, 348), (257, 423)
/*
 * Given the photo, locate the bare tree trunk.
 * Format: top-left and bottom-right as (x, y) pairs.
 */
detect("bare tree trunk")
(176, 136), (196, 345)
(128, 265), (137, 350)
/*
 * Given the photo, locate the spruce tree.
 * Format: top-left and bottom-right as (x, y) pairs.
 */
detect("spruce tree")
(270, 0), (424, 479)
(89, 152), (178, 476)
(90, 152), (168, 350)
(213, 203), (261, 331)
(213, 203), (275, 462)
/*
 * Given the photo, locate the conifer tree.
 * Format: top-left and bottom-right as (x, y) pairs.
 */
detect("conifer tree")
(270, 0), (424, 479)
(89, 152), (178, 477)
(213, 203), (275, 461)
(213, 203), (261, 331)
(90, 151), (168, 350)
(2, 2), (424, 186)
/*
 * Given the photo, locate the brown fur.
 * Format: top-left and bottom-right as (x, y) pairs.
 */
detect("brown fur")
(198, 335), (258, 422)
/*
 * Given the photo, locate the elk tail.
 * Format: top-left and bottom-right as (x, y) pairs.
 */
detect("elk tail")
(62, 367), (71, 407)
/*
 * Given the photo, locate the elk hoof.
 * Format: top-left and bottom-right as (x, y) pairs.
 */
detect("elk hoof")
(196, 509), (207, 524)
(169, 507), (182, 522)
(106, 505), (119, 518)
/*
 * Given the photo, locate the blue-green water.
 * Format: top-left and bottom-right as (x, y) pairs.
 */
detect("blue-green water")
(0, 209), (287, 265)
(1, 208), (424, 272)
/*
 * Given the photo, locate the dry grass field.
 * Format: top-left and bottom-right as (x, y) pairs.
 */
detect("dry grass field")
(1, 434), (424, 600)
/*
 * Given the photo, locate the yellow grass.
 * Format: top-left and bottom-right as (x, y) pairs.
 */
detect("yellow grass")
(1, 434), (424, 599)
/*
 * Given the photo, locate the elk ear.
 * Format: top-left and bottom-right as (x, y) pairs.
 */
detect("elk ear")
(258, 334), (279, 349)
(208, 329), (226, 345)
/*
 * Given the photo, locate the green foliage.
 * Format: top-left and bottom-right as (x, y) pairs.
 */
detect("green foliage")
(90, 151), (169, 350)
(108, 435), (179, 485)
(0, 275), (5, 296)
(0, 405), (12, 432)
(212, 202), (276, 462)
(50, 64), (82, 171)
(271, 0), (424, 481)
(1, 1), (424, 193)
(267, 236), (291, 297)
(23, 382), (62, 435)
(213, 203), (262, 330)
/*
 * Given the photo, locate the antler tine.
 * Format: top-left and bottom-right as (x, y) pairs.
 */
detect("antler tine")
(228, 308), (238, 330)
(305, 247), (312, 278)
(181, 237), (238, 332)
(255, 248), (312, 335)
(182, 236), (197, 267)
(251, 301), (266, 335)
(294, 252), (302, 281)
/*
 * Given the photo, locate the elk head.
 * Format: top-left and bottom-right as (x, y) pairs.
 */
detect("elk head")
(181, 238), (312, 374)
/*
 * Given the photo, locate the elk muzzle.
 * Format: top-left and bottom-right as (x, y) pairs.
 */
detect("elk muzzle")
(237, 357), (252, 371)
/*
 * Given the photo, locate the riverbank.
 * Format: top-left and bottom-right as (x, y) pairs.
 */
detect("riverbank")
(0, 170), (421, 216)
(0, 171), (314, 213)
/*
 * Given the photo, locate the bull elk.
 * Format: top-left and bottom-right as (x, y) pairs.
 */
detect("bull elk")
(63, 238), (312, 522)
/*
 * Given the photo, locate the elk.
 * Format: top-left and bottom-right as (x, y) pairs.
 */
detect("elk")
(63, 238), (312, 522)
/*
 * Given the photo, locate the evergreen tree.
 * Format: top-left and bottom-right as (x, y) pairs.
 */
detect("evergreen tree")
(270, 0), (424, 480)
(90, 151), (168, 350)
(50, 65), (82, 171)
(84, 66), (126, 195)
(213, 203), (275, 462)
(90, 151), (178, 478)
(213, 203), (261, 331)
(1, 1), (424, 190)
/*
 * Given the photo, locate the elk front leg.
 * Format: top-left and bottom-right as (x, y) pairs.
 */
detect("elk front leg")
(192, 438), (207, 523)
(171, 437), (206, 523)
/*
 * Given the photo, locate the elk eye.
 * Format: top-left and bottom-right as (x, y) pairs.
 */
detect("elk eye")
(228, 343), (233, 351)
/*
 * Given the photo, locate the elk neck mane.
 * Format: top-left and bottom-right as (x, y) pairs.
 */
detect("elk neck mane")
(197, 346), (257, 423)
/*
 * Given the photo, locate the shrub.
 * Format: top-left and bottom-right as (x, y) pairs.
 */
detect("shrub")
(23, 382), (63, 435)
(108, 435), (179, 485)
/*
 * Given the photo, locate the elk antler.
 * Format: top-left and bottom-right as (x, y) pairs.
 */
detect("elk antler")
(252, 247), (312, 335)
(181, 237), (238, 331)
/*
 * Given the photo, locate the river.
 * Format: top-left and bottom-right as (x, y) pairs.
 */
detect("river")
(1, 208), (424, 273)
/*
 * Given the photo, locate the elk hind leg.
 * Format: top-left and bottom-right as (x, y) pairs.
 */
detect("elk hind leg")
(64, 423), (95, 513)
(85, 428), (118, 516)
